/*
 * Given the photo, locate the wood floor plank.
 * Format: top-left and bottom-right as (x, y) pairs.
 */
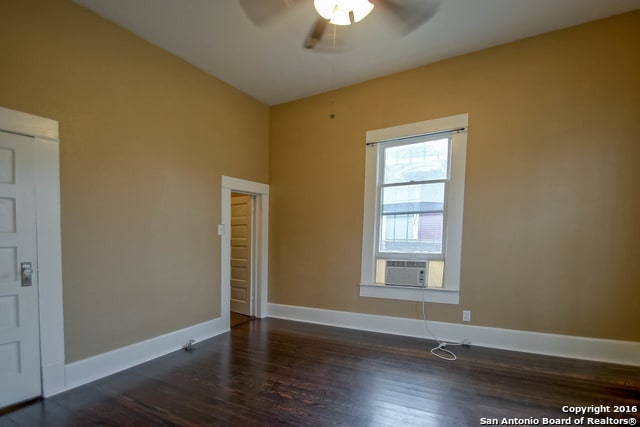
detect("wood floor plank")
(2, 318), (638, 426)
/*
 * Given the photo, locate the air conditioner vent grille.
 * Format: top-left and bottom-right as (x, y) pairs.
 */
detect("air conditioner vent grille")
(387, 260), (427, 269)
(385, 260), (427, 287)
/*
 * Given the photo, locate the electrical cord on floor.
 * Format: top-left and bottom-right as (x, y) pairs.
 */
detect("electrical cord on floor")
(420, 287), (462, 361)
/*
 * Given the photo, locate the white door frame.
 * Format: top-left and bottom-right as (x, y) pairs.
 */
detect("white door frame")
(0, 106), (65, 397)
(221, 176), (269, 326)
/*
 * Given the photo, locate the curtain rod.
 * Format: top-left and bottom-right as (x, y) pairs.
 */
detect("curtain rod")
(365, 127), (467, 147)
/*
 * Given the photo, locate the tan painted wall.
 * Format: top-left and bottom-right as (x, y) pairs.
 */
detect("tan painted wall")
(0, 0), (269, 362)
(269, 11), (640, 341)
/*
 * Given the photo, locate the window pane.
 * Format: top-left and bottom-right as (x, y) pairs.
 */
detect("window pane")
(375, 259), (386, 284)
(383, 138), (449, 184)
(381, 183), (444, 214)
(427, 260), (444, 288)
(379, 213), (443, 253)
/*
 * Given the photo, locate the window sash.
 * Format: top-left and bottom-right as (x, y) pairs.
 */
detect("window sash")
(376, 138), (451, 259)
(380, 181), (447, 215)
(379, 223), (445, 255)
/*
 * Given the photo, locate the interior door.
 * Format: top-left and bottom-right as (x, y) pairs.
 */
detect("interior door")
(0, 131), (41, 408)
(230, 193), (252, 316)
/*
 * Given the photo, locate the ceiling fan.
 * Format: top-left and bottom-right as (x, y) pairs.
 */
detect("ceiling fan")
(239, 0), (440, 50)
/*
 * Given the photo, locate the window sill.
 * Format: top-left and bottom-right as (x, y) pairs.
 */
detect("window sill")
(359, 283), (459, 304)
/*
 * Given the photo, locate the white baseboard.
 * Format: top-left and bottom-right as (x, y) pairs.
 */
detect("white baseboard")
(267, 303), (640, 367)
(64, 317), (228, 392)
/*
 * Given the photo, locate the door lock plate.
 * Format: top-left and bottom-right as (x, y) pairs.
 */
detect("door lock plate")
(20, 262), (33, 287)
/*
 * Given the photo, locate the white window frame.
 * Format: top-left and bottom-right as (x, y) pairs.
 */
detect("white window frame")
(359, 113), (468, 304)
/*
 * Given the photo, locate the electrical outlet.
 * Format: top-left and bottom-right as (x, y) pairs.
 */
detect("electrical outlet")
(463, 310), (471, 322)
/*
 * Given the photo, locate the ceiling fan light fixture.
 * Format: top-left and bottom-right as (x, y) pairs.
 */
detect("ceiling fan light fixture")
(328, 8), (351, 25)
(349, 0), (375, 23)
(313, 0), (374, 25)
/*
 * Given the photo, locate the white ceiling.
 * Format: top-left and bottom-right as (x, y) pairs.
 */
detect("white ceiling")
(74, 0), (639, 106)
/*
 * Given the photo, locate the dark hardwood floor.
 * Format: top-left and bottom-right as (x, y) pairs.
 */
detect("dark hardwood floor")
(2, 318), (638, 426)
(230, 312), (252, 328)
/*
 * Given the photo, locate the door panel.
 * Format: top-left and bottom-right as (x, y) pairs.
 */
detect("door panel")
(230, 194), (251, 315)
(0, 131), (40, 408)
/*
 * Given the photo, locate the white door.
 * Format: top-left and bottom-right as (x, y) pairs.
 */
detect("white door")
(0, 131), (41, 408)
(230, 194), (252, 315)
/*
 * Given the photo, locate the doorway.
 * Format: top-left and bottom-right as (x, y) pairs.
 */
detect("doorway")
(230, 192), (253, 324)
(221, 177), (269, 330)
(0, 106), (64, 404)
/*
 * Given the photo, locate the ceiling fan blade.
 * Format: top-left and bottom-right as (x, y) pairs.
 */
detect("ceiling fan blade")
(375, 0), (440, 36)
(376, 0), (411, 22)
(239, 0), (305, 26)
(304, 17), (329, 49)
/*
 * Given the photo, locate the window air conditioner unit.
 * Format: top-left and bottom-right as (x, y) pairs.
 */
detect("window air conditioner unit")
(385, 260), (426, 287)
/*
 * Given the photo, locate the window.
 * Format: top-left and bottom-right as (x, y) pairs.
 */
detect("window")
(360, 114), (468, 304)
